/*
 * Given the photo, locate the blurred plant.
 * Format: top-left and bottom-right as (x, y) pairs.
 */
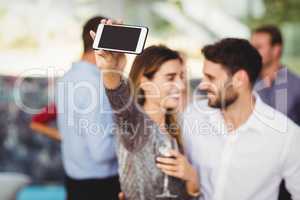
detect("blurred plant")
(0, 7), (7, 47)
(247, 0), (300, 27)
(0, 7), (6, 19)
(125, 0), (176, 35)
(265, 0), (300, 24)
(168, 0), (183, 10)
(8, 35), (38, 50)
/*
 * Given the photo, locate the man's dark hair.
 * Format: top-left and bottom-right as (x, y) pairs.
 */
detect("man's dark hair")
(202, 38), (262, 87)
(82, 16), (106, 53)
(253, 25), (283, 46)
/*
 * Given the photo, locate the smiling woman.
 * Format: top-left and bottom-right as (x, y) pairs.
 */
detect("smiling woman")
(101, 44), (200, 200)
(91, 17), (200, 199)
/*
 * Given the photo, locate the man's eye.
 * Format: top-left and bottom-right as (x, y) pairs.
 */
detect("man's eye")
(180, 73), (185, 79)
(205, 76), (211, 81)
(167, 76), (175, 81)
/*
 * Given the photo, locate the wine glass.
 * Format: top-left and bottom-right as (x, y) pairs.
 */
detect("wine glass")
(156, 135), (178, 199)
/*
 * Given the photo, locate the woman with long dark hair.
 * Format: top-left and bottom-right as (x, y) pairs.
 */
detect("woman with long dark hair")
(90, 19), (200, 200)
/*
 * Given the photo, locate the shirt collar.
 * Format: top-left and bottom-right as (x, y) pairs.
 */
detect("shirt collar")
(72, 60), (99, 73)
(275, 66), (288, 85)
(254, 66), (287, 90)
(250, 92), (289, 134)
(238, 93), (264, 134)
(207, 93), (265, 135)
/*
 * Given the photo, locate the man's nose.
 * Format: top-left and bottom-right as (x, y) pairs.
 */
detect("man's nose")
(175, 78), (186, 92)
(199, 81), (210, 91)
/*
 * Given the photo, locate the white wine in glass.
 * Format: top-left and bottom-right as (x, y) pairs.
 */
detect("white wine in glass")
(156, 136), (178, 199)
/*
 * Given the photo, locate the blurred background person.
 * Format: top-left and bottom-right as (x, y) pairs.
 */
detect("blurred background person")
(56, 16), (120, 200)
(30, 103), (60, 141)
(251, 25), (300, 200)
(252, 25), (300, 126)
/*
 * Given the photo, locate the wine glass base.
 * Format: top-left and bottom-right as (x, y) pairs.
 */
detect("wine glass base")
(156, 192), (178, 199)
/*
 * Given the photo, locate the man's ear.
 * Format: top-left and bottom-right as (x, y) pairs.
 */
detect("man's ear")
(272, 44), (282, 59)
(232, 70), (248, 88)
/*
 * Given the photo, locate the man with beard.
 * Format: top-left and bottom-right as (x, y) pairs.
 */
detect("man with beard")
(182, 38), (300, 200)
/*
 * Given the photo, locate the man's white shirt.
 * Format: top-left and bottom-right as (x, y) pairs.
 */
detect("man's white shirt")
(182, 95), (300, 200)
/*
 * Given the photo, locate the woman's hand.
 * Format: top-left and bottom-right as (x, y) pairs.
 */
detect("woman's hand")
(156, 149), (197, 182)
(89, 19), (127, 89)
(90, 19), (127, 72)
(118, 192), (126, 200)
(156, 150), (201, 197)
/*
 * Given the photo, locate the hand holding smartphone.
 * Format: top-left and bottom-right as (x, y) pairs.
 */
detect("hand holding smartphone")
(92, 23), (148, 55)
(90, 19), (147, 89)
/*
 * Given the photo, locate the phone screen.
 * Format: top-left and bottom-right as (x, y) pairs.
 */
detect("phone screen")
(98, 25), (142, 51)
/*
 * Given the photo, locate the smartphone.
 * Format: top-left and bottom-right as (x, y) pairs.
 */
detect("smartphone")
(93, 24), (148, 55)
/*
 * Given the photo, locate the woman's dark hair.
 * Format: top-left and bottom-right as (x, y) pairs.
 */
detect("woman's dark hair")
(129, 45), (184, 149)
(202, 38), (262, 87)
(129, 45), (183, 105)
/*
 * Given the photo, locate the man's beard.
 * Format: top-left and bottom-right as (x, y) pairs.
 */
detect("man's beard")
(208, 85), (238, 109)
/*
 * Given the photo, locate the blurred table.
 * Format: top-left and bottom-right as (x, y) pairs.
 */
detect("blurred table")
(0, 172), (31, 200)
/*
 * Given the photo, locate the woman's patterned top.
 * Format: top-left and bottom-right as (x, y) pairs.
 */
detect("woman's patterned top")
(105, 80), (193, 200)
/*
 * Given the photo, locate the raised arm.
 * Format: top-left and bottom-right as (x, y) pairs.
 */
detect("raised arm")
(105, 79), (153, 151)
(90, 19), (151, 152)
(90, 19), (126, 90)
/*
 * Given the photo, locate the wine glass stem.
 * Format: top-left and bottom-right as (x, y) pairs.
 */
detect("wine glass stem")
(163, 174), (169, 192)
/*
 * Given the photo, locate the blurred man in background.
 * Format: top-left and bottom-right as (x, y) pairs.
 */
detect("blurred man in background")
(252, 25), (300, 125)
(251, 25), (300, 200)
(56, 16), (120, 200)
